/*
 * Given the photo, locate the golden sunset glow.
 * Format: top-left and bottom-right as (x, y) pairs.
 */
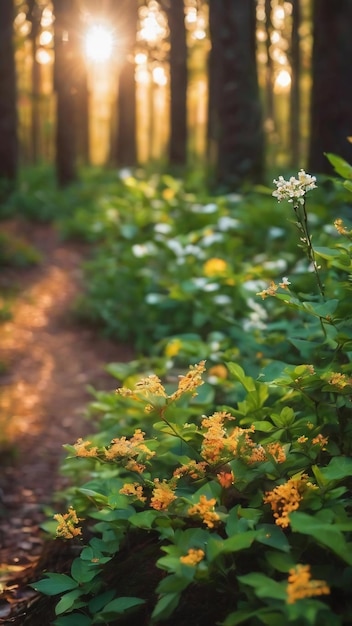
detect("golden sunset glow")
(84, 24), (114, 62)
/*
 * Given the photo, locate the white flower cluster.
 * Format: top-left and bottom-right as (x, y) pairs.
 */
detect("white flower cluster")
(273, 169), (317, 204)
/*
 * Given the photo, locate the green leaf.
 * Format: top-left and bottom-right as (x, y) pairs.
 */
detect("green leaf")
(226, 362), (256, 392)
(88, 590), (115, 614)
(151, 592), (181, 621)
(325, 153), (352, 179)
(207, 531), (257, 562)
(238, 572), (287, 601)
(344, 180), (352, 193)
(221, 608), (284, 626)
(128, 510), (159, 529)
(71, 558), (100, 584)
(31, 574), (78, 596)
(78, 488), (108, 505)
(319, 456), (352, 481)
(157, 574), (191, 594)
(99, 596), (145, 615)
(256, 524), (291, 553)
(53, 614), (92, 626)
(290, 512), (352, 564)
(55, 589), (83, 615)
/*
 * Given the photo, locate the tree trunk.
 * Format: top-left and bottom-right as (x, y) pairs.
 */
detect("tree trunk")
(207, 0), (264, 190)
(308, 0), (352, 173)
(290, 0), (301, 168)
(53, 0), (78, 186)
(0, 0), (18, 185)
(113, 0), (138, 168)
(264, 0), (275, 131)
(166, 0), (188, 167)
(27, 0), (43, 164)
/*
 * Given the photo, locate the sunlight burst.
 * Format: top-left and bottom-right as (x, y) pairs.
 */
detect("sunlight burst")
(84, 24), (114, 62)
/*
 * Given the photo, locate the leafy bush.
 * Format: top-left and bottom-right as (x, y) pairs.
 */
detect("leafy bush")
(32, 158), (352, 625)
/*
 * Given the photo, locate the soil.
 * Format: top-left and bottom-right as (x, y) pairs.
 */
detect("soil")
(0, 219), (134, 623)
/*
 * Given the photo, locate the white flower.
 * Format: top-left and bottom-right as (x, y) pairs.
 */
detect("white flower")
(217, 216), (240, 231)
(213, 294), (232, 305)
(273, 169), (317, 204)
(201, 233), (223, 246)
(132, 244), (148, 258)
(154, 222), (172, 234)
(118, 168), (132, 180)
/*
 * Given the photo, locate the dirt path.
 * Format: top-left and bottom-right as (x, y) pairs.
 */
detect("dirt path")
(0, 221), (133, 619)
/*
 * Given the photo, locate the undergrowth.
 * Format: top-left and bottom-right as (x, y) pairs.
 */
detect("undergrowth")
(28, 154), (352, 625)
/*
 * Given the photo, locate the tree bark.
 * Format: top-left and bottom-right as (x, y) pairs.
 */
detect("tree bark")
(207, 0), (264, 190)
(53, 0), (78, 186)
(308, 0), (352, 173)
(166, 0), (188, 166)
(290, 0), (301, 168)
(0, 0), (18, 184)
(27, 0), (43, 164)
(112, 0), (138, 168)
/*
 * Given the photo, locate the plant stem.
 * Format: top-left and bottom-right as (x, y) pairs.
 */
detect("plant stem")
(293, 201), (325, 298)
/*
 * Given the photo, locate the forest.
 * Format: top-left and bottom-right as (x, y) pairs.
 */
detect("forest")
(1, 1), (352, 625)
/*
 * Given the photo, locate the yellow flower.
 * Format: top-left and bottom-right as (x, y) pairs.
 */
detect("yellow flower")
(327, 372), (351, 389)
(104, 429), (155, 471)
(265, 441), (286, 463)
(165, 338), (182, 358)
(203, 257), (228, 277)
(201, 411), (228, 463)
(169, 361), (206, 402)
(117, 374), (167, 403)
(180, 549), (205, 566)
(73, 438), (98, 458)
(162, 187), (175, 201)
(119, 482), (146, 502)
(264, 475), (312, 528)
(312, 433), (328, 448)
(54, 507), (83, 540)
(208, 364), (228, 380)
(334, 218), (348, 235)
(174, 461), (208, 480)
(188, 495), (220, 529)
(297, 436), (308, 444)
(256, 281), (279, 299)
(287, 564), (330, 604)
(150, 479), (177, 511)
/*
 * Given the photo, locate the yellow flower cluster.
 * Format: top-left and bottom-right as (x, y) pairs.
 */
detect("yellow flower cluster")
(169, 361), (206, 401)
(180, 548), (205, 566)
(188, 495), (220, 529)
(174, 460), (208, 480)
(119, 482), (146, 502)
(257, 277), (291, 300)
(200, 412), (286, 466)
(150, 479), (177, 511)
(116, 361), (206, 407)
(74, 438), (99, 457)
(334, 218), (349, 236)
(311, 433), (328, 448)
(264, 475), (313, 528)
(104, 429), (155, 473)
(327, 372), (352, 389)
(256, 281), (279, 300)
(54, 506), (82, 540)
(286, 564), (330, 604)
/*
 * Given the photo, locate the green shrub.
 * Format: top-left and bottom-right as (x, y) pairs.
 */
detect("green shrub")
(32, 159), (352, 625)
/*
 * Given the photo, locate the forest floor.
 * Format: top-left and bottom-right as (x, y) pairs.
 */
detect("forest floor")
(0, 220), (134, 623)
